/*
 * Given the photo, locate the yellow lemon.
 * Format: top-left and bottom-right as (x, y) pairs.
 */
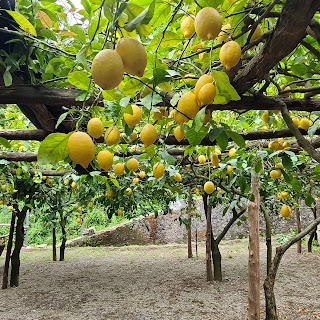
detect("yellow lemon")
(117, 209), (123, 216)
(139, 171), (146, 179)
(270, 169), (282, 179)
(76, 217), (83, 224)
(211, 153), (220, 167)
(127, 158), (139, 172)
(174, 173), (182, 182)
(204, 181), (215, 194)
(191, 42), (204, 52)
(63, 179), (69, 186)
(114, 163), (125, 176)
(292, 117), (300, 127)
(299, 117), (311, 131)
(228, 148), (236, 157)
(174, 126), (185, 142)
(115, 37), (147, 77)
(88, 201), (94, 208)
(71, 181), (77, 189)
(175, 91), (199, 123)
(132, 177), (139, 184)
(275, 163), (284, 169)
(249, 25), (263, 43)
(125, 187), (133, 195)
(181, 16), (195, 38)
(153, 107), (168, 121)
(87, 118), (104, 139)
(268, 140), (280, 151)
(153, 162), (165, 179)
(140, 124), (157, 147)
(194, 7), (222, 40)
(282, 141), (291, 149)
(281, 191), (289, 198)
(97, 150), (113, 171)
(129, 130), (138, 141)
(106, 190), (114, 198)
(261, 111), (269, 123)
(280, 205), (292, 218)
(124, 105), (142, 128)
(67, 132), (95, 168)
(217, 23), (232, 43)
(310, 179), (315, 184)
(198, 155), (206, 164)
(91, 49), (124, 90)
(227, 165), (233, 174)
(219, 40), (242, 71)
(194, 74), (213, 97)
(105, 126), (120, 146)
(198, 83), (216, 106)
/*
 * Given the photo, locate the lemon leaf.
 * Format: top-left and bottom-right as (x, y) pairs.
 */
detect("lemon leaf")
(193, 108), (206, 132)
(0, 137), (10, 148)
(226, 130), (245, 148)
(216, 131), (229, 151)
(185, 127), (208, 147)
(68, 71), (90, 90)
(38, 133), (71, 164)
(6, 10), (37, 36)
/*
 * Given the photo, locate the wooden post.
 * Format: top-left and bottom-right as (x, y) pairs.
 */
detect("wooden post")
(296, 209), (302, 253)
(247, 175), (261, 320)
(52, 227), (57, 261)
(203, 194), (213, 282)
(187, 187), (193, 258)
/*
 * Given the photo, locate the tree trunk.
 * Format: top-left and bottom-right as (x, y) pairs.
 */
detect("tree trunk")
(52, 227), (57, 261)
(247, 175), (261, 320)
(10, 208), (26, 287)
(212, 238), (222, 281)
(187, 188), (193, 258)
(264, 216), (320, 320)
(2, 212), (16, 289)
(314, 206), (318, 242)
(261, 205), (272, 275)
(59, 224), (66, 261)
(203, 194), (213, 282)
(195, 227), (198, 259)
(308, 228), (317, 252)
(295, 209), (302, 253)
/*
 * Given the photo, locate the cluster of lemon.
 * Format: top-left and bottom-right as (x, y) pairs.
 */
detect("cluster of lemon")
(91, 37), (147, 90)
(268, 138), (291, 151)
(270, 162), (284, 180)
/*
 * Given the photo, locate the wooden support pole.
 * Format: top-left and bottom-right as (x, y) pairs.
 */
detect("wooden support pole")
(247, 175), (261, 320)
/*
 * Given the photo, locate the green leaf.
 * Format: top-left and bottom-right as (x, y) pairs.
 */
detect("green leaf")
(110, 178), (119, 188)
(68, 71), (90, 90)
(55, 112), (69, 129)
(37, 133), (71, 164)
(254, 160), (263, 173)
(120, 96), (131, 108)
(193, 108), (206, 132)
(227, 130), (245, 148)
(159, 150), (176, 165)
(216, 131), (229, 151)
(6, 10), (37, 36)
(3, 68), (12, 86)
(237, 175), (247, 192)
(208, 127), (224, 142)
(124, 0), (155, 32)
(212, 70), (240, 104)
(153, 68), (170, 86)
(76, 43), (90, 72)
(0, 137), (10, 148)
(185, 127), (208, 147)
(282, 155), (293, 169)
(305, 193), (314, 207)
(145, 145), (156, 157)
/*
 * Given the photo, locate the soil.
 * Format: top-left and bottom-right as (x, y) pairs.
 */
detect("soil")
(0, 239), (319, 320)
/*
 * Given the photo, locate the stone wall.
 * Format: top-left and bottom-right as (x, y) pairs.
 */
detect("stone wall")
(67, 199), (318, 247)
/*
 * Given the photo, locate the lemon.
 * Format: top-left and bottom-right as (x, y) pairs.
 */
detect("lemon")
(194, 188), (200, 196)
(204, 181), (215, 194)
(139, 171), (146, 179)
(217, 187), (221, 193)
(174, 173), (182, 182)
(153, 107), (168, 121)
(211, 153), (220, 167)
(281, 191), (289, 198)
(261, 111), (269, 123)
(310, 179), (315, 184)
(117, 209), (123, 216)
(227, 165), (233, 174)
(129, 130), (138, 141)
(191, 42), (204, 52)
(194, 7), (222, 40)
(67, 132), (95, 169)
(127, 158), (139, 172)
(125, 187), (133, 196)
(280, 205), (292, 218)
(63, 179), (69, 186)
(299, 118), (311, 131)
(91, 49), (124, 90)
(174, 126), (185, 142)
(105, 126), (120, 146)
(270, 169), (282, 179)
(71, 181), (77, 189)
(203, 109), (211, 125)
(198, 155), (206, 164)
(124, 105), (142, 128)
(114, 163), (125, 176)
(282, 141), (291, 149)
(214, 147), (221, 155)
(76, 217), (83, 224)
(97, 150), (113, 171)
(217, 23), (232, 43)
(249, 25), (263, 43)
(140, 124), (157, 147)
(175, 91), (199, 124)
(115, 37), (147, 77)
(133, 177), (139, 184)
(228, 148), (236, 157)
(219, 40), (242, 71)
(153, 162), (165, 179)
(194, 74), (213, 97)
(77, 207), (82, 213)
(275, 162), (284, 169)
(106, 190), (114, 198)
(88, 201), (94, 208)
(181, 16), (195, 38)
(7, 205), (13, 211)
(268, 140), (280, 151)
(198, 82), (216, 106)
(87, 118), (104, 139)
(292, 117), (300, 127)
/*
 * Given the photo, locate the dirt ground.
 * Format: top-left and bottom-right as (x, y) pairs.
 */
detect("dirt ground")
(0, 239), (319, 320)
